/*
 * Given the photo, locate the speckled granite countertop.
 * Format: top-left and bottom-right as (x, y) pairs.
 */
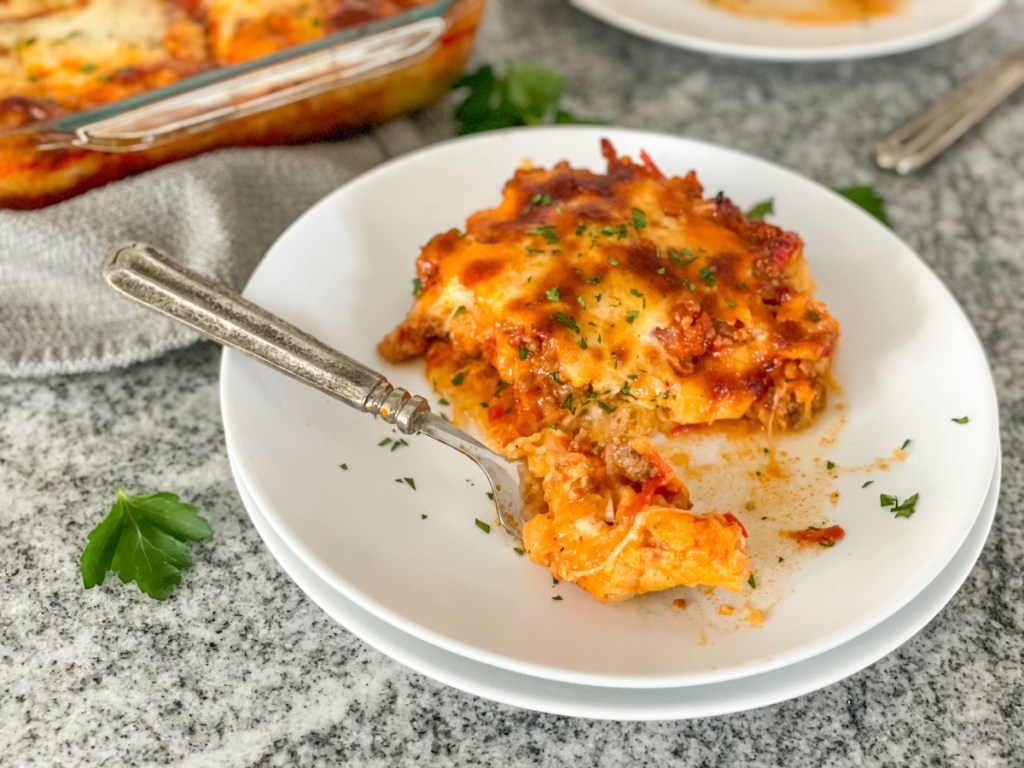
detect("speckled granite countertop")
(3, 0), (1024, 765)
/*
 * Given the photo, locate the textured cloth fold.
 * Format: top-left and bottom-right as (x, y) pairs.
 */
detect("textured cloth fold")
(0, 121), (428, 378)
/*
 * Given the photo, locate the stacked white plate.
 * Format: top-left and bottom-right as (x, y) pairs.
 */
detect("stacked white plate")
(221, 127), (1001, 720)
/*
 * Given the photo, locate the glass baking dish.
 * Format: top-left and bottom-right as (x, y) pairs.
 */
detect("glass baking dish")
(0, 0), (485, 208)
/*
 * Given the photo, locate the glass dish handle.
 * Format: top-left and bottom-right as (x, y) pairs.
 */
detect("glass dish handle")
(35, 16), (446, 153)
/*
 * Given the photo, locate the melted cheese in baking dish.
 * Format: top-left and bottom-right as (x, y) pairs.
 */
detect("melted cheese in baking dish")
(380, 140), (840, 604)
(0, 0), (465, 207)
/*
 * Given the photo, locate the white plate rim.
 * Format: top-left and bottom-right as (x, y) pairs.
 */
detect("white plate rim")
(568, 0), (1005, 61)
(227, 434), (1001, 720)
(220, 125), (1001, 689)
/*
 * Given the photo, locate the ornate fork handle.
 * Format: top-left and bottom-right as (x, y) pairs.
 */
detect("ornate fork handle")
(874, 50), (1024, 175)
(102, 241), (524, 535)
(103, 241), (429, 432)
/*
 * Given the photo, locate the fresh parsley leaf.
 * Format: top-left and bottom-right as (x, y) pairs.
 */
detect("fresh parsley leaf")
(836, 186), (890, 227)
(893, 493), (919, 518)
(952, 416), (969, 424)
(475, 518), (491, 534)
(880, 493), (897, 508)
(80, 485), (212, 601)
(746, 199), (774, 220)
(746, 188), (890, 227)
(545, 286), (561, 302)
(453, 63), (600, 135)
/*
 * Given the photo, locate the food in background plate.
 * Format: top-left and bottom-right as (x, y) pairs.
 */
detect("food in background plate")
(379, 140), (839, 603)
(700, 0), (907, 24)
(0, 0), (483, 208)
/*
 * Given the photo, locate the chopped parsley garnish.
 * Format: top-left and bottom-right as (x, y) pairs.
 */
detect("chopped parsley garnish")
(699, 267), (716, 288)
(632, 208), (648, 231)
(339, 463), (348, 470)
(494, 380), (509, 397)
(547, 371), (561, 382)
(725, 298), (737, 308)
(438, 398), (449, 406)
(412, 277), (422, 296)
(378, 437), (392, 447)
(399, 477), (417, 490)
(826, 460), (835, 470)
(745, 199), (774, 220)
(952, 416), (970, 424)
(582, 275), (601, 285)
(575, 223), (587, 237)
(552, 312), (580, 334)
(475, 519), (491, 534)
(513, 547), (526, 556)
(597, 401), (616, 413)
(747, 573), (756, 589)
(451, 372), (465, 386)
(900, 439), (911, 451)
(862, 480), (874, 488)
(625, 310), (639, 324)
(607, 256), (620, 266)
(577, 295), (587, 309)
(551, 595), (563, 601)
(518, 345), (530, 360)
(81, 62), (98, 74)
(880, 492), (919, 518)
(531, 193), (553, 206)
(80, 485), (213, 601)
(562, 394), (575, 413)
(656, 267), (666, 275)
(453, 305), (467, 317)
(527, 225), (559, 245)
(668, 248), (696, 266)
(390, 438), (409, 452)
(545, 286), (561, 301)
(630, 288), (644, 298)
(807, 309), (821, 322)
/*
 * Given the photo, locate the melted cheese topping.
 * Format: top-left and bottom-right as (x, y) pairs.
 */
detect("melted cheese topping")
(0, 0), (436, 125)
(380, 141), (839, 604)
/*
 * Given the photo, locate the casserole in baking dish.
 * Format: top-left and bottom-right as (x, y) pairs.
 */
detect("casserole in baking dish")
(0, 0), (484, 208)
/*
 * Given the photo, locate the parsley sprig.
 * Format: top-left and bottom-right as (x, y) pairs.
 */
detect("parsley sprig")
(746, 187), (891, 227)
(453, 63), (600, 135)
(80, 485), (213, 601)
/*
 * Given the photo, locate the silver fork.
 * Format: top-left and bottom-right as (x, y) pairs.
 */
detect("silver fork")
(102, 241), (524, 537)
(874, 50), (1024, 175)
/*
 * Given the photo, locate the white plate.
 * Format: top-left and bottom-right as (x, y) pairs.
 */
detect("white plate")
(569, 0), (1004, 61)
(228, 441), (1000, 719)
(221, 126), (999, 688)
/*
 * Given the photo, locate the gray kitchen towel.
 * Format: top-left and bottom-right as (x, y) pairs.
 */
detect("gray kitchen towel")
(0, 118), (429, 378)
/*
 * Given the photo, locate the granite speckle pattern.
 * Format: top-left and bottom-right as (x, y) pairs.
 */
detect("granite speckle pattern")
(2, 0), (1024, 764)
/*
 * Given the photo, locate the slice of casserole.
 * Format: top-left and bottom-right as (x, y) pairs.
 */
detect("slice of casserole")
(379, 140), (839, 603)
